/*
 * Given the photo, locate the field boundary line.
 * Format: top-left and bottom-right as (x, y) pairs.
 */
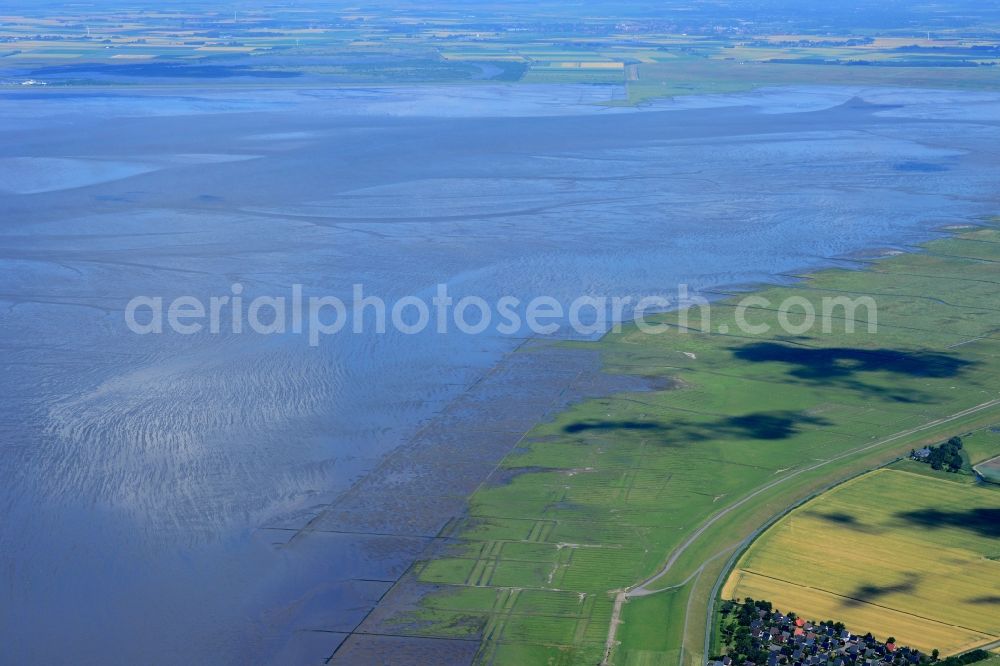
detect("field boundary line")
(734, 569), (997, 637)
(634, 397), (1000, 595)
(698, 401), (1000, 665)
(599, 396), (1000, 666)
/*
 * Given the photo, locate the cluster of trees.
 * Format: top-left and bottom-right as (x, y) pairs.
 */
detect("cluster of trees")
(731, 598), (773, 625)
(719, 597), (847, 636)
(912, 436), (965, 472)
(718, 598), (773, 664)
(935, 650), (991, 666)
(816, 619), (848, 634)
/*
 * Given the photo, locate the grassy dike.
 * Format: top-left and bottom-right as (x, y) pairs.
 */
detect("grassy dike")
(387, 220), (1000, 666)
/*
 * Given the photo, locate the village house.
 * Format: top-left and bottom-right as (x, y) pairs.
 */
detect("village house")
(713, 601), (925, 666)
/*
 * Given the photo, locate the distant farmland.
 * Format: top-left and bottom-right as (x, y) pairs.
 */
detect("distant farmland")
(723, 469), (1000, 656)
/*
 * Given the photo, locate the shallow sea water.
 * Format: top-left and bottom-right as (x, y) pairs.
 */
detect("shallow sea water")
(1, 84), (999, 664)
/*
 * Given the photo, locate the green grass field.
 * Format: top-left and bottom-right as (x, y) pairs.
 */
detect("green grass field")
(976, 456), (1000, 484)
(375, 221), (1000, 665)
(964, 427), (1000, 483)
(962, 427), (1000, 465)
(723, 469), (1000, 655)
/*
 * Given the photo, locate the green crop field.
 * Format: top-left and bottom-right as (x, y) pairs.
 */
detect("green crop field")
(368, 221), (1000, 665)
(723, 469), (1000, 656)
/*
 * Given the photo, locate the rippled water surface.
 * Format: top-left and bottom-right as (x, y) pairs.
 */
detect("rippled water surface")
(2, 84), (999, 663)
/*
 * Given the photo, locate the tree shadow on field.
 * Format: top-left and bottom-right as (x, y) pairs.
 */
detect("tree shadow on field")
(731, 342), (975, 402)
(733, 343), (972, 379)
(966, 595), (1000, 605)
(563, 421), (663, 434)
(722, 412), (830, 440)
(894, 507), (1000, 539)
(563, 410), (831, 443)
(805, 510), (879, 534)
(841, 573), (919, 608)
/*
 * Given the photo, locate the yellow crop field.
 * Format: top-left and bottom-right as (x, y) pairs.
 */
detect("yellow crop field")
(723, 469), (1000, 656)
(725, 572), (993, 655)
